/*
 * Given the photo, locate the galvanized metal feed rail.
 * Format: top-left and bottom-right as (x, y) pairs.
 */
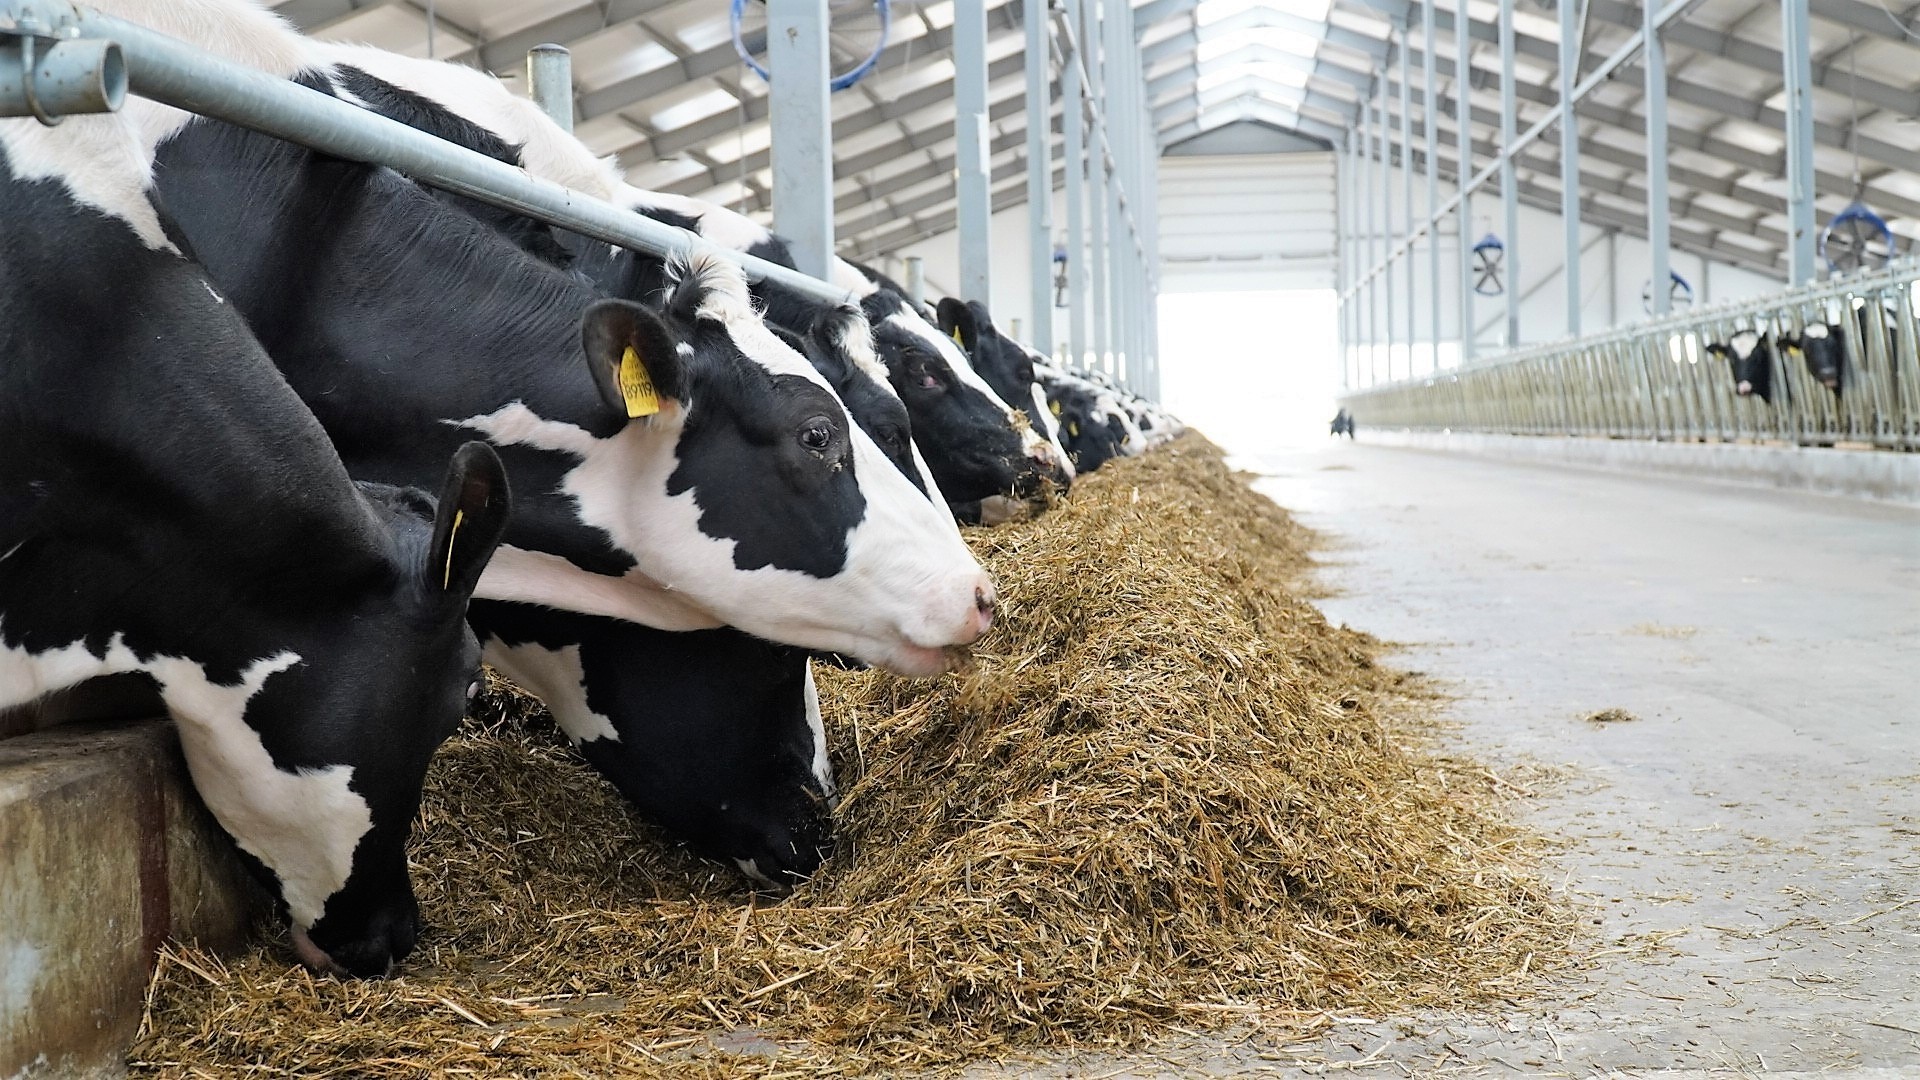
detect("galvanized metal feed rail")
(0, 1), (858, 309)
(1339, 265), (1920, 451)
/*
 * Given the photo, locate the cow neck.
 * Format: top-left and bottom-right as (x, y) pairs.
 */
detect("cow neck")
(150, 113), (612, 442)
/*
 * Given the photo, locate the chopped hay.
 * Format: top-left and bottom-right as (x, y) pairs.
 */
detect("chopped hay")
(130, 434), (1569, 1077)
(1584, 708), (1641, 725)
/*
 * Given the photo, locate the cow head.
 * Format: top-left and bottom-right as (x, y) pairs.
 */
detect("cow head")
(772, 306), (933, 498)
(1043, 376), (1134, 474)
(1782, 322), (1846, 394)
(847, 276), (1066, 504)
(935, 297), (1076, 488)
(1706, 330), (1773, 403)
(247, 442), (510, 978)
(475, 608), (837, 892)
(468, 255), (992, 677)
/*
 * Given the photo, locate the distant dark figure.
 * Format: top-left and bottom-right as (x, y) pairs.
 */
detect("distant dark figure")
(1330, 408), (1355, 438)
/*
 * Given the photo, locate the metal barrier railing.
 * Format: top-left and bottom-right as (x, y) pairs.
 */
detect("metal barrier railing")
(1339, 263), (1920, 452)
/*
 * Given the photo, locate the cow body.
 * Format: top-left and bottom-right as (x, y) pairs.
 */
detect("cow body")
(1, 108), (509, 978)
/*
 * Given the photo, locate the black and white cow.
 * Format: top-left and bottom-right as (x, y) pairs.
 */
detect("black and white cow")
(1706, 329), (1775, 402)
(297, 46), (968, 884)
(109, 0), (993, 679)
(1, 111), (510, 977)
(1785, 322), (1846, 394)
(1035, 361), (1142, 473)
(933, 297), (1076, 477)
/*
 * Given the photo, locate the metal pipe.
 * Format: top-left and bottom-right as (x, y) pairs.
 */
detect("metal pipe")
(769, 0), (835, 279)
(1398, 20), (1414, 374)
(21, 1), (854, 305)
(1024, 0), (1054, 356)
(1062, 0), (1088, 367)
(906, 255), (926, 306)
(1781, 0), (1816, 286)
(954, 0), (991, 304)
(1499, 0), (1519, 349)
(1644, 0), (1670, 316)
(1455, 0), (1474, 364)
(0, 34), (124, 120)
(524, 44), (572, 133)
(1558, 0), (1580, 336)
(1423, 0), (1440, 371)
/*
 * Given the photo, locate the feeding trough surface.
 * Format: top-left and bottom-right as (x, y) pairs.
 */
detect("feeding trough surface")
(131, 435), (1569, 1077)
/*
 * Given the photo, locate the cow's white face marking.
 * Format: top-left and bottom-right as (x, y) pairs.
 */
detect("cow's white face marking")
(1029, 381), (1075, 480)
(1728, 330), (1763, 362)
(0, 628), (367, 929)
(885, 312), (1059, 467)
(801, 664), (834, 798)
(481, 639), (619, 745)
(1803, 323), (1829, 340)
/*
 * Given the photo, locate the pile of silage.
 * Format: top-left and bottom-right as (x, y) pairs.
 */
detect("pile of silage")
(131, 433), (1568, 1078)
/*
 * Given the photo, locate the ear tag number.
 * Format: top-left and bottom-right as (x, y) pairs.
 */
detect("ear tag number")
(619, 345), (660, 418)
(443, 508), (464, 589)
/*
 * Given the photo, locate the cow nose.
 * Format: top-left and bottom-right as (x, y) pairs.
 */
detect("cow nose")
(1736, 380), (1753, 395)
(974, 585), (996, 634)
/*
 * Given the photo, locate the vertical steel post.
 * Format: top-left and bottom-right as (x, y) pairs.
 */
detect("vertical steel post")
(1365, 92), (1379, 385)
(1644, 0), (1670, 315)
(1558, 0), (1581, 336)
(1399, 21), (1414, 377)
(1423, 0), (1440, 371)
(1063, 0), (1088, 368)
(1085, 0), (1110, 376)
(1781, 0), (1816, 285)
(954, 0), (992, 304)
(1108, 1), (1134, 388)
(526, 45), (573, 133)
(1379, 90), (1394, 383)
(1499, 0), (1519, 348)
(768, 0), (834, 278)
(1025, 0), (1054, 355)
(906, 255), (926, 306)
(1455, 0), (1474, 363)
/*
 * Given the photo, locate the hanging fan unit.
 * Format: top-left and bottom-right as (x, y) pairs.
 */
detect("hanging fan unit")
(1820, 200), (1896, 274)
(731, 0), (892, 91)
(1470, 234), (1505, 296)
(1641, 271), (1694, 315)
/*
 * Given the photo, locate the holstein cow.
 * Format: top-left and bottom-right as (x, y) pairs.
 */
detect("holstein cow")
(1, 111), (511, 977)
(312, 42), (1061, 509)
(1706, 329), (1776, 403)
(105, 0), (993, 681)
(933, 298), (1076, 479)
(1035, 361), (1141, 473)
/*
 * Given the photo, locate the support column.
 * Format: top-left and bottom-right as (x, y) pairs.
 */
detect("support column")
(768, 0), (833, 278)
(954, 0), (991, 304)
(1365, 93), (1380, 385)
(1559, 0), (1581, 336)
(1084, 0), (1110, 376)
(1398, 20), (1414, 377)
(1423, 0), (1440, 371)
(1378, 91), (1394, 383)
(1498, 0), (1519, 348)
(1781, 0), (1816, 286)
(525, 45), (573, 132)
(1455, 0), (1474, 364)
(1644, 0), (1671, 315)
(1063, 0), (1087, 368)
(1025, 0), (1054, 354)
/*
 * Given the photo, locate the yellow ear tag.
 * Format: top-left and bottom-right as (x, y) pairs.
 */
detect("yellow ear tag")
(1049, 399), (1063, 417)
(443, 508), (464, 590)
(950, 326), (965, 345)
(618, 345), (660, 419)
(1067, 421), (1080, 438)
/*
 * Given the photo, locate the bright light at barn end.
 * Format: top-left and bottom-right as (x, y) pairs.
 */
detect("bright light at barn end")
(1157, 289), (1340, 456)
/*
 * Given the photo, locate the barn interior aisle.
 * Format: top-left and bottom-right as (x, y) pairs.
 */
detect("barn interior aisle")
(1228, 445), (1920, 1075)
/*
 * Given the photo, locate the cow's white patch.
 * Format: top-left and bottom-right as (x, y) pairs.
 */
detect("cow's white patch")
(885, 311), (1058, 466)
(1, 115), (173, 252)
(481, 640), (619, 745)
(1728, 330), (1763, 362)
(801, 664), (834, 798)
(1803, 323), (1830, 340)
(734, 858), (776, 888)
(831, 257), (881, 298)
(0, 627), (365, 929)
(1030, 381), (1075, 479)
(201, 279), (226, 304)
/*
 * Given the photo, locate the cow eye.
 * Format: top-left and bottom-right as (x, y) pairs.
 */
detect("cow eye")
(800, 417), (834, 451)
(466, 677), (482, 701)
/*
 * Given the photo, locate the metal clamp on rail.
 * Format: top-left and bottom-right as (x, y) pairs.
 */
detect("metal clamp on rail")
(1, 6), (124, 124)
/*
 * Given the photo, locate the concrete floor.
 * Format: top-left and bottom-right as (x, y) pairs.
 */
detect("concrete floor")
(972, 442), (1920, 1078)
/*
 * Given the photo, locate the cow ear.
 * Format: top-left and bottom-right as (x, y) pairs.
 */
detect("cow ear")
(1704, 344), (1730, 359)
(936, 297), (978, 353)
(581, 299), (687, 421)
(428, 441), (512, 602)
